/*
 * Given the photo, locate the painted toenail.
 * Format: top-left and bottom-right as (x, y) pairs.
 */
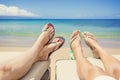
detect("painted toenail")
(59, 39), (63, 43)
(47, 23), (52, 27)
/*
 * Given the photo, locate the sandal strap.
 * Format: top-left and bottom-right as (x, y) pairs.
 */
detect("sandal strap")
(51, 42), (58, 52)
(70, 34), (81, 51)
(70, 35), (81, 60)
(50, 37), (65, 53)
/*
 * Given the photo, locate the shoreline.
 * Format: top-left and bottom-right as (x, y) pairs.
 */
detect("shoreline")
(0, 33), (120, 38)
(0, 46), (120, 54)
(0, 37), (120, 48)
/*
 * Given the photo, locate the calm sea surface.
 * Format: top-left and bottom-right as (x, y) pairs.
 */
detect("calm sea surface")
(0, 19), (120, 47)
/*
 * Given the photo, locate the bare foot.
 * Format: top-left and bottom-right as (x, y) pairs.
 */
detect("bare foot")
(83, 32), (100, 58)
(32, 23), (55, 52)
(36, 37), (65, 61)
(70, 30), (83, 57)
(70, 30), (86, 80)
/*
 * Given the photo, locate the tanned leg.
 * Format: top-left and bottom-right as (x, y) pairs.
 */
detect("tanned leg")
(70, 30), (106, 80)
(0, 23), (56, 80)
(83, 32), (120, 80)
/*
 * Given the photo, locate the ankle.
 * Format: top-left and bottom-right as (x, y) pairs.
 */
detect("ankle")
(74, 47), (84, 57)
(93, 45), (103, 57)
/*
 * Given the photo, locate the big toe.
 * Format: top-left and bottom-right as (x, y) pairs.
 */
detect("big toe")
(52, 37), (65, 50)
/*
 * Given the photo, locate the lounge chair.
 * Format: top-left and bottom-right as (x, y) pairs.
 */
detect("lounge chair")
(21, 61), (50, 80)
(55, 55), (120, 80)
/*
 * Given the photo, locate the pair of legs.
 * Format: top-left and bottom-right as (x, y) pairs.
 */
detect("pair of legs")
(0, 23), (65, 80)
(70, 30), (120, 80)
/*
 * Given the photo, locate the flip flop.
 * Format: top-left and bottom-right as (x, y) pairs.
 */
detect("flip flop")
(69, 41), (75, 60)
(42, 23), (55, 43)
(48, 36), (65, 57)
(83, 32), (100, 59)
(69, 37), (77, 60)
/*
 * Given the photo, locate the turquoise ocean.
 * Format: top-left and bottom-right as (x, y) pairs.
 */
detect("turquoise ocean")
(0, 19), (120, 48)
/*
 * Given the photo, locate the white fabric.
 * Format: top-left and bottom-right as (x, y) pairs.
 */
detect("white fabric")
(94, 75), (116, 80)
(56, 60), (79, 80)
(56, 55), (120, 80)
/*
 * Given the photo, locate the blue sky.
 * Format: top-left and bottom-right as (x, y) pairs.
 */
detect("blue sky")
(0, 0), (120, 19)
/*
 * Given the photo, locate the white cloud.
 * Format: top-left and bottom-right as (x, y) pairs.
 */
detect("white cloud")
(0, 4), (38, 17)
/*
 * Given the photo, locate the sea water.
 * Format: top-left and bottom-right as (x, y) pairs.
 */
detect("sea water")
(0, 19), (120, 47)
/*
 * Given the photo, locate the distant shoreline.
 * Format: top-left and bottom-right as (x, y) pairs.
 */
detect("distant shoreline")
(0, 19), (120, 20)
(0, 16), (120, 20)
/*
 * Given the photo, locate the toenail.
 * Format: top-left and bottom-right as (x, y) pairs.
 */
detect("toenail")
(46, 26), (49, 29)
(59, 39), (63, 43)
(47, 23), (52, 27)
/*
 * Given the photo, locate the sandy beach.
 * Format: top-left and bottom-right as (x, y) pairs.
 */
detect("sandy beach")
(0, 40), (120, 80)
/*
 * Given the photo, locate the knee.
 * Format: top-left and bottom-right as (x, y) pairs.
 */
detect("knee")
(0, 64), (12, 79)
(85, 66), (105, 80)
(89, 66), (105, 76)
(0, 64), (12, 73)
(93, 66), (104, 71)
(113, 65), (120, 77)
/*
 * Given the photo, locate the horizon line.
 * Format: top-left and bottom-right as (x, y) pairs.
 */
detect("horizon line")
(0, 18), (120, 20)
